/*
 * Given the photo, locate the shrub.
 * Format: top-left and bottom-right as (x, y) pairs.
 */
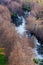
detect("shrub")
(22, 5), (31, 12)
(0, 54), (8, 65)
(11, 13), (17, 19)
(0, 48), (8, 65)
(33, 58), (39, 64)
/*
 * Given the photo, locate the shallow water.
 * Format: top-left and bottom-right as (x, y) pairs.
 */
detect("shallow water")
(16, 16), (26, 35)
(11, 10), (43, 61)
(31, 36), (43, 60)
(16, 14), (43, 60)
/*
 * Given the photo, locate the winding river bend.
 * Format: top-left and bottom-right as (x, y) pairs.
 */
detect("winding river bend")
(11, 11), (43, 64)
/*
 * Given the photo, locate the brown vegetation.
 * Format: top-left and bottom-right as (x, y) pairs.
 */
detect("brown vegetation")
(0, 4), (36, 65)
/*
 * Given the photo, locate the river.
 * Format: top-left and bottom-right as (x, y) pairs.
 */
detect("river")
(11, 11), (43, 65)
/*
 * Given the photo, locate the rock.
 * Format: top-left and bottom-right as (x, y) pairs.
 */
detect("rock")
(34, 20), (43, 43)
(0, 0), (23, 15)
(0, 0), (11, 5)
(0, 5), (11, 21)
(26, 15), (43, 43)
(0, 5), (12, 56)
(9, 39), (36, 65)
(30, 2), (42, 17)
(26, 3), (43, 43)
(26, 15), (36, 31)
(26, 2), (42, 31)
(8, 1), (23, 15)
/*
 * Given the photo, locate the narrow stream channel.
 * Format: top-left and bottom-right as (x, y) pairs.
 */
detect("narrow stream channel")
(11, 11), (43, 65)
(33, 37), (43, 58)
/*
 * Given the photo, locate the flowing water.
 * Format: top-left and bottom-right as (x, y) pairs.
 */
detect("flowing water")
(34, 38), (43, 65)
(16, 15), (43, 59)
(16, 16), (26, 35)
(15, 11), (30, 35)
(26, 30), (43, 60)
(33, 37), (43, 59)
(11, 11), (43, 64)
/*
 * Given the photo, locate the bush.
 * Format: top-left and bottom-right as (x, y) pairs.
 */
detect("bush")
(0, 54), (8, 65)
(11, 13), (18, 25)
(0, 48), (8, 65)
(33, 58), (43, 65)
(22, 5), (31, 12)
(11, 13), (17, 19)
(33, 58), (39, 64)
